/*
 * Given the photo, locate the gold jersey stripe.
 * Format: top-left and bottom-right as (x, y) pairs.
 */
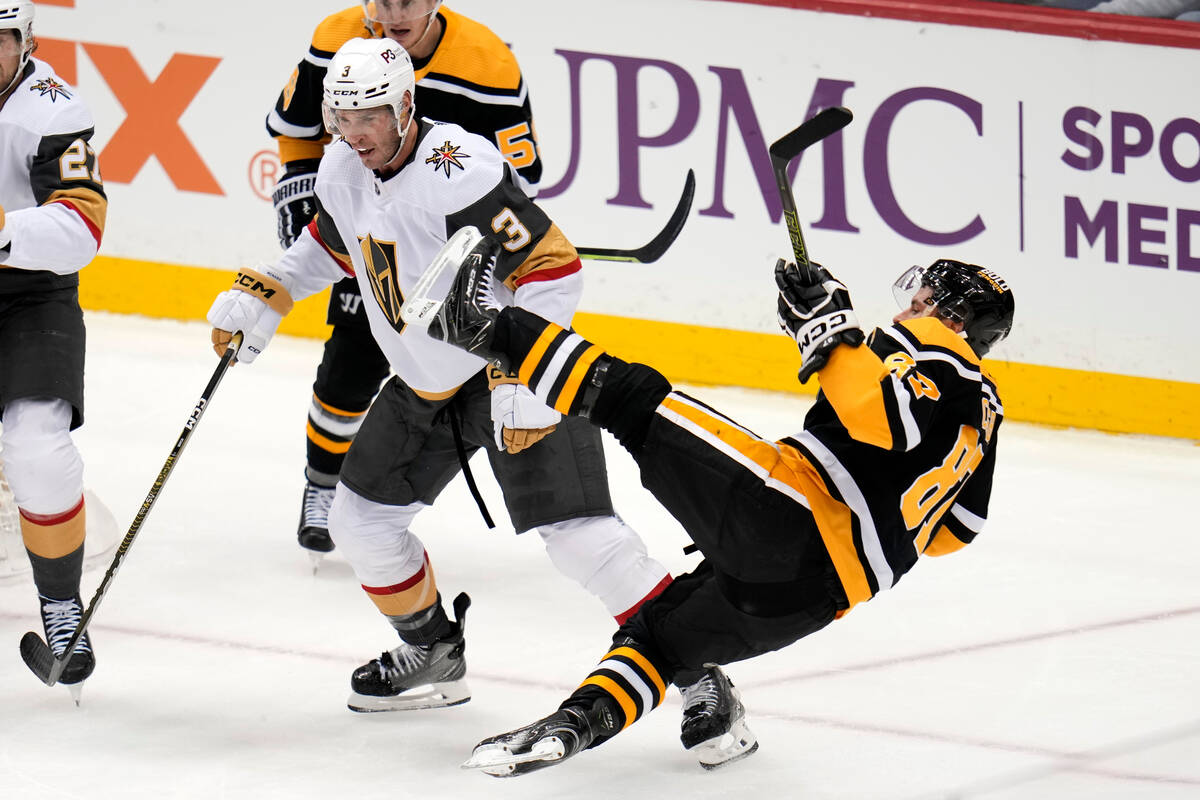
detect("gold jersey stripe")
(553, 344), (602, 414)
(504, 224), (578, 289)
(818, 344), (893, 450)
(579, 674), (638, 729)
(518, 323), (563, 386)
(606, 646), (666, 699)
(47, 187), (107, 237)
(312, 395), (367, 418)
(306, 421), (353, 454)
(658, 395), (875, 606)
(279, 138), (328, 164)
(924, 524), (969, 556)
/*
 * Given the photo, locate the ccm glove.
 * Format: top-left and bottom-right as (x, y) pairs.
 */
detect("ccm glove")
(206, 266), (294, 364)
(775, 259), (865, 383)
(272, 160), (320, 249)
(488, 365), (561, 454)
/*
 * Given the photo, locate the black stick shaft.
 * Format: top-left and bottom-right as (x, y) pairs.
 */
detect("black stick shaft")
(768, 107), (853, 283)
(33, 334), (242, 685)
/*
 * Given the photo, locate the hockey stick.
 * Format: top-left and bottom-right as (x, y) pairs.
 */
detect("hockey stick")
(768, 107), (853, 283)
(19, 333), (244, 687)
(575, 169), (696, 264)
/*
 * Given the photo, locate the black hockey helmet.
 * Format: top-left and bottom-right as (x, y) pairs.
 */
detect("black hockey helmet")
(893, 259), (1015, 357)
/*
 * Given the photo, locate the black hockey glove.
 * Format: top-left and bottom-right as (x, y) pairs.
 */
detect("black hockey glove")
(775, 258), (865, 383)
(272, 159), (320, 250)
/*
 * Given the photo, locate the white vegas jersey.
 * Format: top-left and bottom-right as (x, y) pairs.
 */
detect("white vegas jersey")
(275, 119), (582, 395)
(0, 58), (106, 293)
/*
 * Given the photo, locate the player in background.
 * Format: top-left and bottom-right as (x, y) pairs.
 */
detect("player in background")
(414, 235), (1014, 775)
(267, 0), (541, 558)
(0, 0), (107, 703)
(216, 38), (754, 767)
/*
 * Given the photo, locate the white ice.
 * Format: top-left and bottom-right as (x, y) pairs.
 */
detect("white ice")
(2, 312), (1198, 800)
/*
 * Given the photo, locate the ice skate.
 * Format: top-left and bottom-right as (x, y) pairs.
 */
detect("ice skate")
(297, 480), (336, 569)
(679, 664), (758, 769)
(38, 593), (94, 704)
(347, 593), (470, 712)
(462, 696), (619, 777)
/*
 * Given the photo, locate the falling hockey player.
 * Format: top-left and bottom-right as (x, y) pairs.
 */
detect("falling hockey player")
(206, 37), (756, 768)
(0, 0), (108, 704)
(403, 227), (1015, 775)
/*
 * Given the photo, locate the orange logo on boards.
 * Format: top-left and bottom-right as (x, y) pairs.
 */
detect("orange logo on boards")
(37, 37), (223, 196)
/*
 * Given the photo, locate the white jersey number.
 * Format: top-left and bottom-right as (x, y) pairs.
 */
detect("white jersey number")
(490, 207), (531, 252)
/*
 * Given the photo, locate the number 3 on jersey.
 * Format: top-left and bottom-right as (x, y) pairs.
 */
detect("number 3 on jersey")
(491, 207), (531, 251)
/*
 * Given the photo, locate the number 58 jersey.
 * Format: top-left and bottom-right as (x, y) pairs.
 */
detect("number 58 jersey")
(280, 119), (580, 395)
(782, 316), (1004, 610)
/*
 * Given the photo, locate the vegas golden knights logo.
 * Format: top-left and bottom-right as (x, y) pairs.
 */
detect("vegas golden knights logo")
(358, 234), (405, 330)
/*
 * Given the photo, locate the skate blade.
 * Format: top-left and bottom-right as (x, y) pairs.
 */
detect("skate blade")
(347, 680), (470, 713)
(462, 736), (566, 776)
(307, 550), (325, 575)
(694, 715), (759, 770)
(400, 225), (484, 328)
(66, 682), (84, 706)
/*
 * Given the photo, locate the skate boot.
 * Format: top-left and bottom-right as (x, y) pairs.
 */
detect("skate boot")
(347, 593), (470, 712)
(462, 695), (621, 777)
(679, 664), (758, 769)
(39, 593), (95, 703)
(297, 480), (336, 556)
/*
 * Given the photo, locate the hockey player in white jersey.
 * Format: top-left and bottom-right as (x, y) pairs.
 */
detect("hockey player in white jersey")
(206, 37), (753, 763)
(0, 0), (108, 702)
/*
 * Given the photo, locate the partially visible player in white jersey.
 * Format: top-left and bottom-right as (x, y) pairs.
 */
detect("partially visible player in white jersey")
(0, 0), (107, 702)
(206, 37), (755, 766)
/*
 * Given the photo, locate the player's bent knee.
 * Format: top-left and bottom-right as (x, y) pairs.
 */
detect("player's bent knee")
(328, 485), (427, 584)
(540, 516), (668, 618)
(0, 397), (83, 514)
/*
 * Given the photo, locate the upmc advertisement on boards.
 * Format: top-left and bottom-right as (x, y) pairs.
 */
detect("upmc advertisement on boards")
(26, 0), (1200, 436)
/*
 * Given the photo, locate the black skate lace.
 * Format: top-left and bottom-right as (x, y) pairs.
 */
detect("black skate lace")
(40, 595), (89, 657)
(302, 483), (335, 528)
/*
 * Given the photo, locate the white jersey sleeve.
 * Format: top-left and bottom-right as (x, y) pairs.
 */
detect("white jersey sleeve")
(0, 60), (106, 276)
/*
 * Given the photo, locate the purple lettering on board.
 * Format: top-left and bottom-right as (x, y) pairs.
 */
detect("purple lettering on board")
(864, 87), (985, 245)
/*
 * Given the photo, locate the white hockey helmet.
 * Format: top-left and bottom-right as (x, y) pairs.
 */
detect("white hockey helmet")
(361, 0), (442, 27)
(0, 1), (35, 72)
(322, 37), (416, 138)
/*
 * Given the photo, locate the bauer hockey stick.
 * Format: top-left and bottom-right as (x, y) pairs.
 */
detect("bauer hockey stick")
(575, 169), (696, 264)
(19, 333), (244, 687)
(768, 106), (853, 283)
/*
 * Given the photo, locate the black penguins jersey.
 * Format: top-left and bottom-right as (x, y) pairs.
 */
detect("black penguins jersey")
(267, 5), (541, 194)
(783, 316), (1003, 608)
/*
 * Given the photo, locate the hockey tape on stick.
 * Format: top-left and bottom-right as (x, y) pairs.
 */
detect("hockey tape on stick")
(768, 107), (853, 284)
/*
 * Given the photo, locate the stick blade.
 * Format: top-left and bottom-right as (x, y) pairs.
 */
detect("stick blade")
(769, 106), (853, 164)
(20, 631), (61, 686)
(578, 169), (696, 264)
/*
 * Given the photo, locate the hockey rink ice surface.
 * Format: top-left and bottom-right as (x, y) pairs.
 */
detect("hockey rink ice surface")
(1, 312), (1197, 800)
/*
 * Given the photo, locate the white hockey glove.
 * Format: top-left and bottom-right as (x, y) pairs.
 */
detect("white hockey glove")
(206, 266), (294, 364)
(775, 259), (865, 383)
(488, 365), (561, 454)
(0, 204), (10, 251)
(272, 160), (319, 250)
